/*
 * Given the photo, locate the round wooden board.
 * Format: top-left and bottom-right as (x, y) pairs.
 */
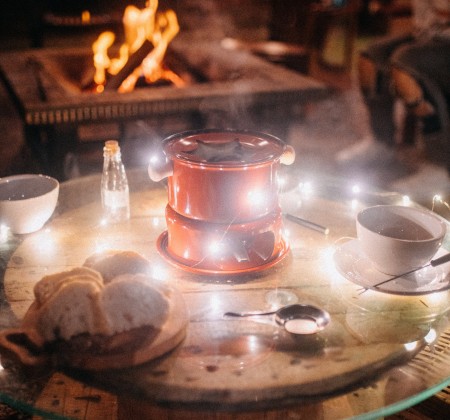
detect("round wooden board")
(0, 290), (188, 371)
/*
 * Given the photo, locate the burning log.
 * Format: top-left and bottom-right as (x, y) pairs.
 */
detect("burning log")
(118, 10), (180, 93)
(104, 39), (154, 91)
(90, 3), (181, 92)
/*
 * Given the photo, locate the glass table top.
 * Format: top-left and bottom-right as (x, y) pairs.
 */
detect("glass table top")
(0, 167), (449, 419)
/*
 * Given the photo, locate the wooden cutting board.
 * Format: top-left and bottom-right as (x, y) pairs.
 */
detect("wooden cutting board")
(0, 289), (188, 371)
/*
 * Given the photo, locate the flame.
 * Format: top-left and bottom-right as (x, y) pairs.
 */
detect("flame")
(81, 10), (91, 24)
(91, 0), (183, 92)
(93, 32), (115, 87)
(123, 1), (158, 53)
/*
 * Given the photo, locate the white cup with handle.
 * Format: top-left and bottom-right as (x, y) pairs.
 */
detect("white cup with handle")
(356, 205), (447, 276)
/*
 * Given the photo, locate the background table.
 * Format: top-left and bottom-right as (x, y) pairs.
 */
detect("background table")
(0, 167), (449, 419)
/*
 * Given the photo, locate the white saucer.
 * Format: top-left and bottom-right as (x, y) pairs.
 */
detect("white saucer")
(333, 239), (450, 295)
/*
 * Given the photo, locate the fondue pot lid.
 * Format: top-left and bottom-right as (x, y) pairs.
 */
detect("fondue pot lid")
(162, 129), (286, 166)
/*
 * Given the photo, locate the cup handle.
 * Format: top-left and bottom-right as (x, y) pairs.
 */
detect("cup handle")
(280, 145), (295, 166)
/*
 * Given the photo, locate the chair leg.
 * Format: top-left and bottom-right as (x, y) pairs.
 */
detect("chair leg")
(343, 14), (358, 71)
(391, 67), (435, 118)
(358, 55), (378, 97)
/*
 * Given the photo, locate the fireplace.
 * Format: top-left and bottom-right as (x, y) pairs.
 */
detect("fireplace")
(0, 36), (328, 179)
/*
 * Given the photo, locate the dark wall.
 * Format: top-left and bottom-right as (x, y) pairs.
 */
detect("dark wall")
(0, 1), (174, 48)
(0, 1), (271, 49)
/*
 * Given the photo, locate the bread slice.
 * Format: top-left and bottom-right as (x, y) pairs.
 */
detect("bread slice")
(36, 279), (110, 341)
(83, 250), (152, 282)
(33, 266), (103, 306)
(99, 274), (170, 333)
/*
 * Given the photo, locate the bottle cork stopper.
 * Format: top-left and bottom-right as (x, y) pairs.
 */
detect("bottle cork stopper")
(104, 140), (120, 153)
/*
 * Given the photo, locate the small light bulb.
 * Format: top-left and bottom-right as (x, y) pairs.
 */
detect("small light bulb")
(0, 224), (10, 242)
(299, 181), (313, 197)
(424, 328), (437, 344)
(404, 341), (418, 352)
(277, 175), (287, 189)
(149, 154), (159, 165)
(210, 241), (223, 255)
(95, 243), (110, 254)
(248, 189), (266, 207)
(152, 263), (168, 281)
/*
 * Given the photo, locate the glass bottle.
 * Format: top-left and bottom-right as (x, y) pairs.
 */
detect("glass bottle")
(101, 140), (130, 223)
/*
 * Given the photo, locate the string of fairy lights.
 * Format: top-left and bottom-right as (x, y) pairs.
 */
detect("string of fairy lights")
(1, 177), (449, 244)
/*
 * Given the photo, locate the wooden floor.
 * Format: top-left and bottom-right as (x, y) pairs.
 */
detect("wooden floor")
(11, 372), (445, 419)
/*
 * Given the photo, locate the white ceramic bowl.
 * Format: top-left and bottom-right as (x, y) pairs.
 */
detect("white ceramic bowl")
(0, 174), (59, 234)
(356, 205), (447, 275)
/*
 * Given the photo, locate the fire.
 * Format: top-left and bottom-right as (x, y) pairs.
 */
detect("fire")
(93, 32), (115, 89)
(81, 11), (91, 24)
(92, 0), (184, 93)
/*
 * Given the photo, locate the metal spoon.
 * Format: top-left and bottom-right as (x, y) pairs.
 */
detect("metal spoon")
(224, 304), (330, 335)
(358, 252), (450, 294)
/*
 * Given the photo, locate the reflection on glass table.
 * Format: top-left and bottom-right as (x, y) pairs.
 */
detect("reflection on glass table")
(0, 168), (449, 419)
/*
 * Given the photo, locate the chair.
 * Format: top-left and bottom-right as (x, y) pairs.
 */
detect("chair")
(391, 66), (450, 167)
(269, 0), (361, 74)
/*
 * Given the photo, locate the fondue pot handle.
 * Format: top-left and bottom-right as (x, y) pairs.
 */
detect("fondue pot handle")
(280, 145), (295, 165)
(148, 153), (174, 182)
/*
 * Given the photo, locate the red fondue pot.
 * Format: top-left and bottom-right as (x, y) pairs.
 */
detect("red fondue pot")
(148, 129), (295, 223)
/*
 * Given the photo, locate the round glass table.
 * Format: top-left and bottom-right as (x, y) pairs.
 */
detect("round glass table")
(0, 167), (449, 419)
